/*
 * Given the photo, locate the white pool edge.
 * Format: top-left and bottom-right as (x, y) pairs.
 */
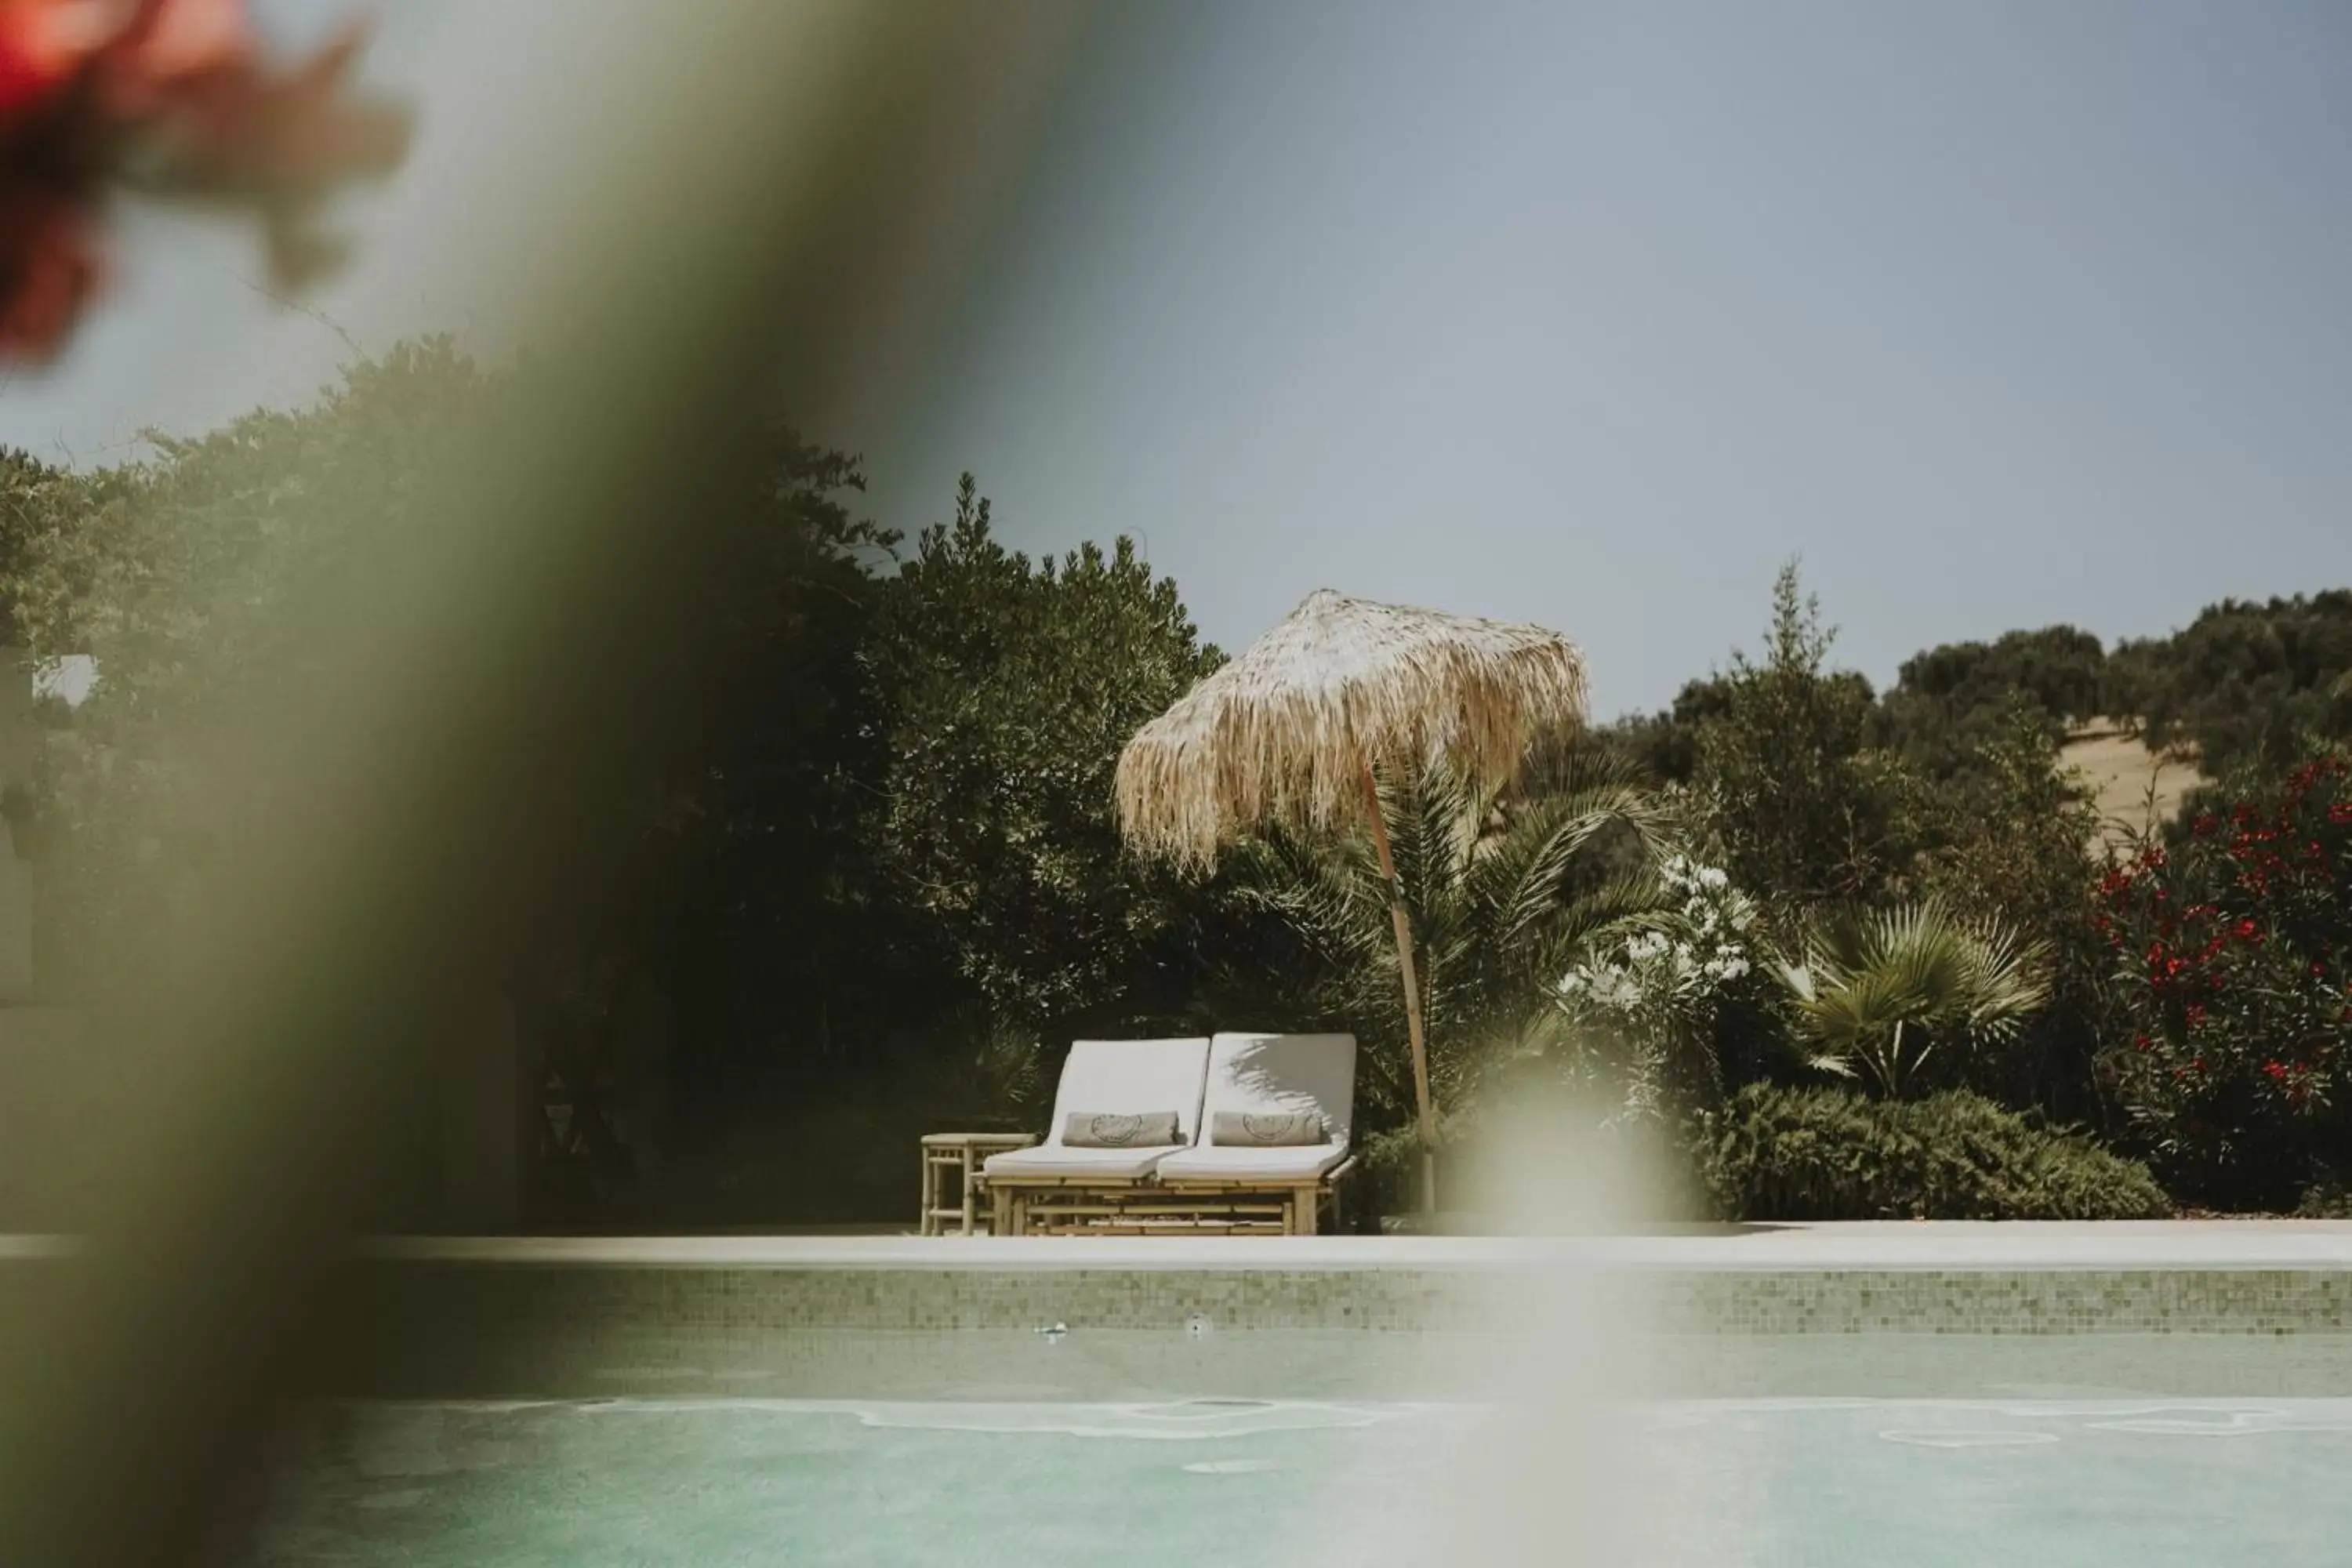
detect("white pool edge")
(331, 1221), (2352, 1273)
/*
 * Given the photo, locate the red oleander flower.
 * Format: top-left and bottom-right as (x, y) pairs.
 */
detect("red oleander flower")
(2331, 803), (2352, 826)
(2, 0), (408, 362)
(2185, 1003), (2207, 1028)
(0, 184), (99, 354)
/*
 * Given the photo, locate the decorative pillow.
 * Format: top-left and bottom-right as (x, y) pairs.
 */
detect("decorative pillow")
(1062, 1111), (1181, 1149)
(1209, 1110), (1327, 1147)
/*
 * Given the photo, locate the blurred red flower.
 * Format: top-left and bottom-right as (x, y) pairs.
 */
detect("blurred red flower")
(1, 0), (408, 362)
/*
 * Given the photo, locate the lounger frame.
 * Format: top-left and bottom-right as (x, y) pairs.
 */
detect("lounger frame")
(987, 1158), (1354, 1235)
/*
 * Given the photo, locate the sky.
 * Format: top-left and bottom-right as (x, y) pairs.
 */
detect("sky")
(3, 2), (2348, 717)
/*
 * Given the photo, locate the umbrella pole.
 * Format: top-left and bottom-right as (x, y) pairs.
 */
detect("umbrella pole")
(1360, 761), (1436, 1214)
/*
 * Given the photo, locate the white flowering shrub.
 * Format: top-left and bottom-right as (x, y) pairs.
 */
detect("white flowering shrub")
(1555, 855), (1759, 1119)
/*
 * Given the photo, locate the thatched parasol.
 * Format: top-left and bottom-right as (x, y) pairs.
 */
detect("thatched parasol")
(1116, 588), (1589, 1207)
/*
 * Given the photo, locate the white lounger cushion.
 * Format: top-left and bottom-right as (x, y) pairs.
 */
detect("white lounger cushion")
(983, 1142), (1181, 1180)
(1156, 1143), (1349, 1181)
(983, 1036), (1210, 1181)
(1156, 1032), (1355, 1183)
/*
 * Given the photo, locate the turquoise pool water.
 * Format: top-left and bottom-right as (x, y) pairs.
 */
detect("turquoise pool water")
(254, 1392), (2352, 1565)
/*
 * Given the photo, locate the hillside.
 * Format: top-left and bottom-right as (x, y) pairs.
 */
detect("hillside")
(2060, 721), (2207, 850)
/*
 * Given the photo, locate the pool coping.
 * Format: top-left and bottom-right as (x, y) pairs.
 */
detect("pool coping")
(332, 1221), (2352, 1274)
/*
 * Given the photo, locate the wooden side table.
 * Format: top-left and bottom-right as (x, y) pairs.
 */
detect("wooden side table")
(920, 1132), (1037, 1235)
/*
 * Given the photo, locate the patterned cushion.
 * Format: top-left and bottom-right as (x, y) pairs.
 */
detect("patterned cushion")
(1208, 1110), (1327, 1147)
(1061, 1110), (1181, 1149)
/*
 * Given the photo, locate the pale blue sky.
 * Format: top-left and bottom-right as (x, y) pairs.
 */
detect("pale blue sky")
(3, 2), (2347, 715)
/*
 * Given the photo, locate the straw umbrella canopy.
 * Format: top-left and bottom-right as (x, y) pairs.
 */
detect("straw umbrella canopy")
(1115, 588), (1589, 1200)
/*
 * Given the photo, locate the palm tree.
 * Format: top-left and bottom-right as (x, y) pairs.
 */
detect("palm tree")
(1774, 899), (2052, 1099)
(1225, 741), (1675, 1124)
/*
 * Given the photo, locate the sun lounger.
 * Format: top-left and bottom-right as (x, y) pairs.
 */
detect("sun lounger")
(1155, 1032), (1357, 1234)
(983, 1037), (1208, 1233)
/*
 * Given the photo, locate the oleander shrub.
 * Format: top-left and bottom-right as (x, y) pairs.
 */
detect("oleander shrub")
(1701, 1083), (2170, 1221)
(2098, 748), (2352, 1209)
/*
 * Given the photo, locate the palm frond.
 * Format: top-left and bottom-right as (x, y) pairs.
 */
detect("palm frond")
(1537, 869), (1673, 973)
(1776, 897), (2053, 1097)
(1225, 742), (1686, 1124)
(1225, 831), (1383, 970)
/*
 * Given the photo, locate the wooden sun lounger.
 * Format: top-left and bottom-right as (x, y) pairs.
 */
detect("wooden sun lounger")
(985, 1033), (1359, 1236)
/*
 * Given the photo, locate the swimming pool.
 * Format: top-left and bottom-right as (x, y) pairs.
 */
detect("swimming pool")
(253, 1230), (2352, 1563)
(254, 1388), (2352, 1566)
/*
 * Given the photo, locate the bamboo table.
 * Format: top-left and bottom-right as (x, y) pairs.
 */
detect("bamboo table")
(920, 1132), (1037, 1236)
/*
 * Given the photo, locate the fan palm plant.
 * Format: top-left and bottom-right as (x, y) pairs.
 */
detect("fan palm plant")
(1225, 742), (1675, 1123)
(1774, 899), (2053, 1099)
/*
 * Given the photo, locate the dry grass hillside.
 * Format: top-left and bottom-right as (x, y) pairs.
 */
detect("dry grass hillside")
(2062, 720), (2207, 851)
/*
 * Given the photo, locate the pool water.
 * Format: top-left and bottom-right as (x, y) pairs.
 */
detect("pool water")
(252, 1394), (2352, 1566)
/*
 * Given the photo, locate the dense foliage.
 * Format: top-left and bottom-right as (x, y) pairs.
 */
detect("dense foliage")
(5, 342), (2348, 1222)
(2107, 593), (2352, 774)
(0, 347), (1221, 1219)
(1701, 1084), (2170, 1221)
(1878, 626), (2104, 779)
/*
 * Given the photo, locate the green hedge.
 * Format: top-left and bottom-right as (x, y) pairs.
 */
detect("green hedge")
(1701, 1084), (2171, 1221)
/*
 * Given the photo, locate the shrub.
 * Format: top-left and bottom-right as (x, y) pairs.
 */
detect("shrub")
(2098, 749), (2352, 1208)
(2299, 1181), (2352, 1219)
(1700, 1083), (2170, 1221)
(1555, 852), (1763, 1122)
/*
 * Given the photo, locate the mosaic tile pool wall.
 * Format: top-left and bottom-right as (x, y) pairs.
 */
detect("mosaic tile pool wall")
(333, 1261), (2352, 1337)
(8, 1247), (2347, 1399)
(284, 1260), (2352, 1399)
(9, 1260), (2343, 1401)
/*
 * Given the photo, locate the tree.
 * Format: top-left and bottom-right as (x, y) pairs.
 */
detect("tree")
(1597, 673), (1731, 786)
(1773, 899), (2053, 1100)
(2107, 592), (2352, 774)
(860, 476), (1223, 1031)
(2, 340), (510, 994)
(1878, 625), (2105, 781)
(2, 344), (934, 1207)
(0, 446), (76, 644)
(1694, 564), (1918, 907)
(1910, 701), (2109, 1119)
